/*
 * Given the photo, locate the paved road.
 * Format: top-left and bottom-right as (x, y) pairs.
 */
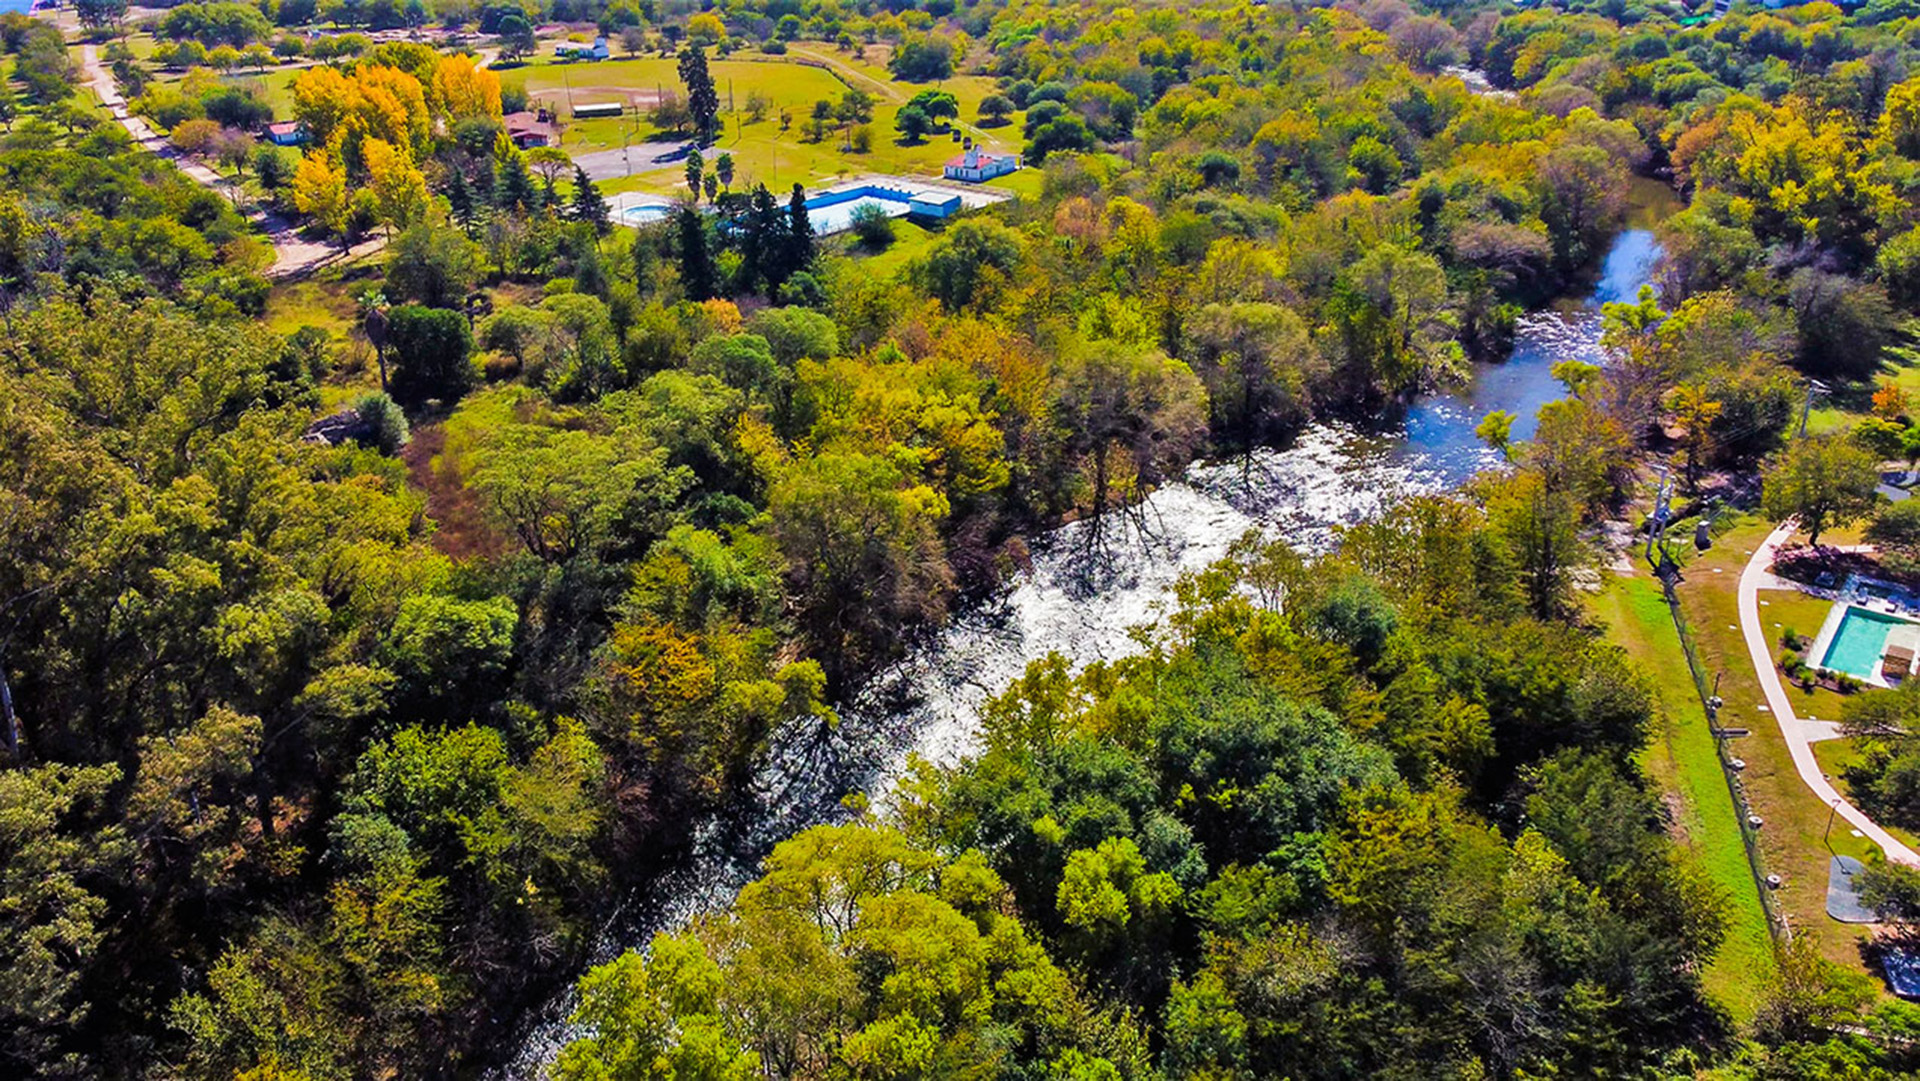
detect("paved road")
(81, 43), (386, 278)
(1738, 521), (1920, 864)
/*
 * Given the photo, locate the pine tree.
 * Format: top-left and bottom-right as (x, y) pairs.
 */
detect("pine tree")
(677, 205), (715, 301)
(742, 184), (785, 295)
(786, 182), (814, 281)
(572, 166), (611, 234)
(495, 150), (537, 214)
(448, 169), (479, 235)
(678, 45), (721, 143)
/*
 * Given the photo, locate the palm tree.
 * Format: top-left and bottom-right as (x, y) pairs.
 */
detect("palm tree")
(358, 290), (391, 392)
(716, 152), (734, 193)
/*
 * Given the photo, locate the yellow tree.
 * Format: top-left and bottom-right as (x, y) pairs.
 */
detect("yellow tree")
(364, 139), (428, 237)
(1881, 75), (1920, 158)
(291, 65), (358, 148)
(1664, 383), (1723, 495)
(432, 54), (502, 122)
(292, 151), (350, 251)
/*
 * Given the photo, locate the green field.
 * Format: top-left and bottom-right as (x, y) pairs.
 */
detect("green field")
(500, 46), (1023, 196)
(1662, 515), (1887, 977)
(1593, 573), (1776, 1020)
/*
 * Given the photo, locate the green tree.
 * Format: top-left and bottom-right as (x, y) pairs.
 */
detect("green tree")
(676, 205), (715, 301)
(571, 165), (610, 233)
(913, 218), (1025, 311)
(768, 452), (954, 684)
(386, 303), (475, 406)
(385, 221), (481, 309)
(678, 44), (720, 141)
(1762, 433), (1882, 547)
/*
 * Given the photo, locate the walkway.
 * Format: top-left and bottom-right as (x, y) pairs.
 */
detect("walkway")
(80, 43), (384, 278)
(1738, 521), (1920, 864)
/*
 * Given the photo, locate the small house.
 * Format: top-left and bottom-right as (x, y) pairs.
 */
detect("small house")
(555, 36), (611, 61)
(505, 110), (559, 149)
(574, 101), (623, 119)
(265, 121), (306, 146)
(943, 146), (1019, 182)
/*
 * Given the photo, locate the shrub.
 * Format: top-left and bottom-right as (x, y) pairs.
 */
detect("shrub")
(351, 391), (410, 454)
(849, 202), (894, 250)
(850, 124), (873, 153)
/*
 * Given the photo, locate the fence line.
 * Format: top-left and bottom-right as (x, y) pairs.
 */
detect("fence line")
(1655, 555), (1791, 945)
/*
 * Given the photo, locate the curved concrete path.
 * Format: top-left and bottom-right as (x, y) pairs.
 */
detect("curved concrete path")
(1738, 521), (1920, 864)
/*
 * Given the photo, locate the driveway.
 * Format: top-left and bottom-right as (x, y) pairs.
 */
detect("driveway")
(569, 140), (693, 181)
(81, 43), (385, 278)
(1738, 521), (1920, 864)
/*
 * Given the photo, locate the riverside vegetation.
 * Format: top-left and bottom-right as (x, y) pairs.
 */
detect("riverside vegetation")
(10, 0), (1920, 1077)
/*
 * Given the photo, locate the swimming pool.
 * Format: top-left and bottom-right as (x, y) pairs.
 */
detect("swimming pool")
(1821, 606), (1910, 679)
(803, 187), (918, 234)
(618, 203), (674, 226)
(616, 185), (942, 233)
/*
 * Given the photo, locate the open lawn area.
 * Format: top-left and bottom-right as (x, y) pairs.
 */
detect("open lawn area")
(840, 218), (940, 280)
(1592, 572), (1775, 1020)
(1663, 512), (1888, 978)
(500, 48), (1021, 196)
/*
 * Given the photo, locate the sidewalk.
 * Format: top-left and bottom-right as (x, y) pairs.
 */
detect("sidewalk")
(1738, 521), (1920, 864)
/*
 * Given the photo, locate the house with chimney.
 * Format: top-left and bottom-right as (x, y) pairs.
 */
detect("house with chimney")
(943, 145), (1020, 182)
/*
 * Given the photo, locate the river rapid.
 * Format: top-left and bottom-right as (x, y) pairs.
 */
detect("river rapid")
(498, 227), (1664, 1076)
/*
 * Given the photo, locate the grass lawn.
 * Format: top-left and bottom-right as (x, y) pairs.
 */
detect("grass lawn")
(1805, 338), (1920, 436)
(1813, 737), (1920, 856)
(1665, 512), (1887, 977)
(501, 50), (1019, 195)
(985, 166), (1044, 198)
(265, 276), (360, 341)
(842, 218), (940, 280)
(1593, 572), (1775, 1020)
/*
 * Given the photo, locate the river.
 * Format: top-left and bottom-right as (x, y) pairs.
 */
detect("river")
(497, 225), (1664, 1076)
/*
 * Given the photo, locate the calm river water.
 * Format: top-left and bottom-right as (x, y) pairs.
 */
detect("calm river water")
(498, 226), (1664, 1075)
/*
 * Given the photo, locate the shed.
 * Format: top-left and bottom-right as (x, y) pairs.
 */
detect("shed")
(265, 121), (306, 146)
(907, 192), (961, 220)
(574, 101), (623, 119)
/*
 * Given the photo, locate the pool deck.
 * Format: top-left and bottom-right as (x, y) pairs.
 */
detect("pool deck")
(1804, 575), (1920, 688)
(609, 172), (1014, 230)
(1740, 523), (1920, 865)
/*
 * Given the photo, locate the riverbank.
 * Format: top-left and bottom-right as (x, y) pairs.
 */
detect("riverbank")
(496, 222), (1673, 1075)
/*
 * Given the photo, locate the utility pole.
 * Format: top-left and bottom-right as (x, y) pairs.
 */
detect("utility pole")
(1798, 378), (1829, 438)
(1647, 466), (1673, 566)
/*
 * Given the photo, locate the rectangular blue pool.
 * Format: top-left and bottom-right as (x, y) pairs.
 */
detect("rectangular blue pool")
(1822, 606), (1909, 679)
(617, 184), (941, 234)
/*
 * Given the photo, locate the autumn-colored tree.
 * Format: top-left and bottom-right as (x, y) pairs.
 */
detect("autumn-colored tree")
(364, 139), (428, 236)
(291, 151), (350, 250)
(430, 53), (501, 121)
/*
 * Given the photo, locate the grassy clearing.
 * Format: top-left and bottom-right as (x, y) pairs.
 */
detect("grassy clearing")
(842, 218), (940, 280)
(1593, 572), (1775, 1020)
(1664, 512), (1885, 976)
(502, 49), (1019, 195)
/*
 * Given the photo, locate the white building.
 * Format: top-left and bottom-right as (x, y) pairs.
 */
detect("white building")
(944, 146), (1020, 182)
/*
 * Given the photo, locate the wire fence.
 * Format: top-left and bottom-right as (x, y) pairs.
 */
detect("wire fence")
(1655, 553), (1791, 945)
